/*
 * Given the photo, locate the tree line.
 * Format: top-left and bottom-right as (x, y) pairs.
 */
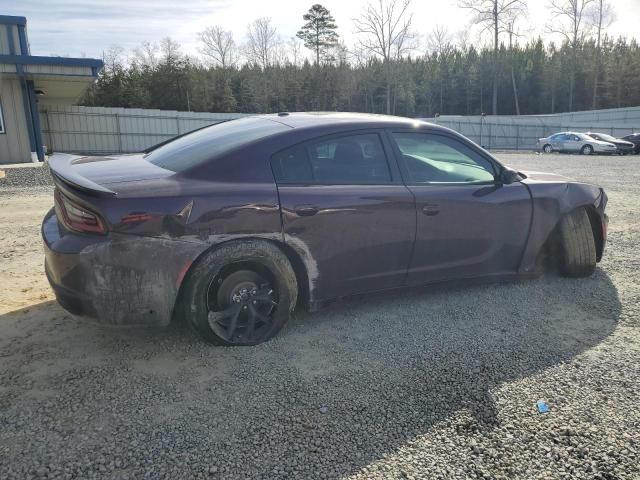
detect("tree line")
(81, 0), (640, 117)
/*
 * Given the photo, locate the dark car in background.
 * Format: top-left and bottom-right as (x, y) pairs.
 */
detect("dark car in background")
(43, 113), (608, 346)
(621, 133), (640, 154)
(586, 132), (635, 155)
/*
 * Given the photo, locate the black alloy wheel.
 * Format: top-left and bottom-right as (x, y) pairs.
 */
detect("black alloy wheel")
(206, 270), (278, 344)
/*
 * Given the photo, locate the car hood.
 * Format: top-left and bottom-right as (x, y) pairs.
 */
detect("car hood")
(611, 140), (634, 147)
(520, 170), (570, 182)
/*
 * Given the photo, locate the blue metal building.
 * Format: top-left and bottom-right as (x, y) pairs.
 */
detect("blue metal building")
(0, 15), (103, 164)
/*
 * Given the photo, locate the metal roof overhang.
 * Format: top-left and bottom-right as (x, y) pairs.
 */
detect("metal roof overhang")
(0, 54), (103, 103)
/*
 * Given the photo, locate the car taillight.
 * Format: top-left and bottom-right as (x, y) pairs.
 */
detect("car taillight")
(55, 190), (106, 234)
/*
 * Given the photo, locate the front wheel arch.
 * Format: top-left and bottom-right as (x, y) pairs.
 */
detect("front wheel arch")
(541, 206), (599, 275)
(584, 206), (605, 262)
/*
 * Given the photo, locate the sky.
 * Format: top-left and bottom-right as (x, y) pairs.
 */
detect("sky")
(3, 0), (640, 60)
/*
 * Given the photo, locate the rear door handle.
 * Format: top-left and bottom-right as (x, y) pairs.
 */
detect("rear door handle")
(295, 205), (319, 217)
(421, 204), (439, 216)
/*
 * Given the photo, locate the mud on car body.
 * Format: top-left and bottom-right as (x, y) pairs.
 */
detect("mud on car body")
(43, 113), (608, 346)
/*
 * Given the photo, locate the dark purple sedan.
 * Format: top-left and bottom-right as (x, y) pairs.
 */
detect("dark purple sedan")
(43, 113), (608, 346)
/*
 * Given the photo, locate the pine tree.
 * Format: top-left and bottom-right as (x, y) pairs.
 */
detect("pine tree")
(296, 4), (339, 65)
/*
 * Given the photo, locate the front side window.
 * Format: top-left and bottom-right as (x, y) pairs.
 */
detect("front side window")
(271, 133), (391, 185)
(392, 132), (496, 184)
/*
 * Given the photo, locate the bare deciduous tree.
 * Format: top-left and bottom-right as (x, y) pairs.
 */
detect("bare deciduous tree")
(547, 0), (594, 111)
(198, 26), (238, 69)
(426, 25), (453, 55)
(102, 45), (125, 74)
(132, 41), (159, 68)
(460, 0), (527, 115)
(589, 0), (615, 108)
(159, 37), (182, 64)
(427, 25), (454, 113)
(506, 21), (523, 115)
(354, 0), (415, 114)
(285, 36), (304, 66)
(245, 17), (280, 69)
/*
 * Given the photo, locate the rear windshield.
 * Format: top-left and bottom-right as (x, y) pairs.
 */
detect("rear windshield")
(144, 117), (288, 172)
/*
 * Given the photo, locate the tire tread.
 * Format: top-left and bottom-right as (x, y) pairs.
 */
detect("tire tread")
(558, 208), (597, 277)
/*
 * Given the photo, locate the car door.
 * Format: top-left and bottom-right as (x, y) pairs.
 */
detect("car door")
(388, 130), (532, 285)
(565, 134), (581, 152)
(550, 134), (565, 151)
(271, 130), (416, 302)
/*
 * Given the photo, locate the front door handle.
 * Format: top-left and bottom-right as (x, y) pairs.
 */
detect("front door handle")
(295, 205), (319, 217)
(421, 204), (440, 216)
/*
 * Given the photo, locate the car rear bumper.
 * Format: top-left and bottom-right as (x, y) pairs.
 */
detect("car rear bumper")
(42, 208), (202, 327)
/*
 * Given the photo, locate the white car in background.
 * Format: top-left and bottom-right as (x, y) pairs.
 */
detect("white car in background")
(537, 132), (618, 155)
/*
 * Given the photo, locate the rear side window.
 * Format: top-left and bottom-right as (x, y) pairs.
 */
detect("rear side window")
(145, 117), (288, 172)
(271, 133), (391, 185)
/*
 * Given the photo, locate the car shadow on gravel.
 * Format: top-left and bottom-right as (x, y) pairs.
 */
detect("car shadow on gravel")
(0, 270), (621, 479)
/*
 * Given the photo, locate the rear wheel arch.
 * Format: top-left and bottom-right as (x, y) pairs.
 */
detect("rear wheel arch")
(173, 237), (309, 321)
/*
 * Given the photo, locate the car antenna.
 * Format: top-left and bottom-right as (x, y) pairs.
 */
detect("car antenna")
(277, 112), (289, 117)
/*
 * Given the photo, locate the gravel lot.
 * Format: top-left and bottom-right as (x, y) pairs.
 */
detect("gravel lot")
(0, 153), (638, 479)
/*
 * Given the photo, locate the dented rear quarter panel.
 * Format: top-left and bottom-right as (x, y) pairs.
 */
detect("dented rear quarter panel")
(48, 148), (286, 326)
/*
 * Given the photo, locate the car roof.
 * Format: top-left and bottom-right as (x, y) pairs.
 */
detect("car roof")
(257, 112), (437, 130)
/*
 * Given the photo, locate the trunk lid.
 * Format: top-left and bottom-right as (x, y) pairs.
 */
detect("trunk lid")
(48, 153), (174, 196)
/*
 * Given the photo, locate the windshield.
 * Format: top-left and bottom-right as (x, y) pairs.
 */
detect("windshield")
(144, 117), (288, 172)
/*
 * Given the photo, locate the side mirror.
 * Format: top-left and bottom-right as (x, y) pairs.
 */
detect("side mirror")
(499, 168), (522, 185)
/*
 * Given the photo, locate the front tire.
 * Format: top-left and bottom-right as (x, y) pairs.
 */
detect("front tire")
(181, 240), (298, 346)
(543, 144), (553, 154)
(557, 208), (597, 278)
(581, 144), (594, 155)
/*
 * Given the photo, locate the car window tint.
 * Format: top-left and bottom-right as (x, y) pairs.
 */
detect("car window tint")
(392, 133), (495, 184)
(271, 145), (313, 183)
(307, 133), (391, 184)
(144, 117), (288, 172)
(271, 133), (391, 185)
